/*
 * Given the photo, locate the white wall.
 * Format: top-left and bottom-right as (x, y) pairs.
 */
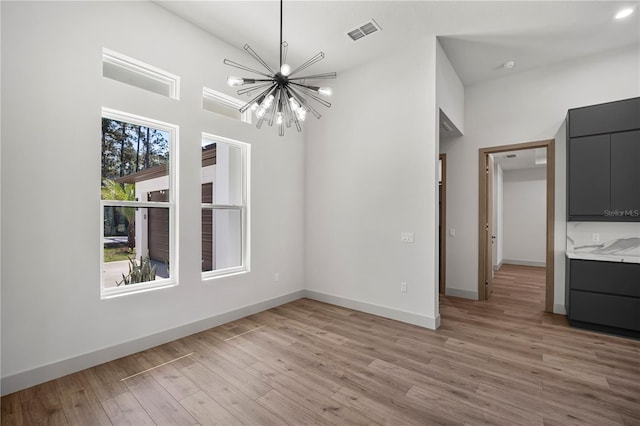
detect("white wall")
(436, 40), (465, 134)
(502, 167), (546, 266)
(1, 1), (305, 394)
(440, 44), (640, 304)
(304, 38), (440, 329)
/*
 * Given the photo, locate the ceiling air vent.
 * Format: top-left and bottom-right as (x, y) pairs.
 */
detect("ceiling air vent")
(346, 19), (382, 42)
(505, 154), (517, 159)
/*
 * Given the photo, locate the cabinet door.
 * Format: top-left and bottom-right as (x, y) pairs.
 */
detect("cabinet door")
(611, 130), (640, 216)
(570, 259), (640, 297)
(569, 97), (640, 138)
(570, 291), (640, 331)
(569, 134), (610, 217)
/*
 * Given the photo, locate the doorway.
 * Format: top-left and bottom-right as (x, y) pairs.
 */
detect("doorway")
(478, 139), (555, 313)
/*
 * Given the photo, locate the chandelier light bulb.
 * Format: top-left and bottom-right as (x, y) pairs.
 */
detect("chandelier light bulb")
(227, 76), (244, 87)
(289, 97), (300, 111)
(256, 107), (267, 119)
(280, 64), (292, 76)
(276, 112), (284, 125)
(318, 87), (333, 97)
(615, 7), (634, 19)
(296, 107), (307, 121)
(263, 94), (275, 108)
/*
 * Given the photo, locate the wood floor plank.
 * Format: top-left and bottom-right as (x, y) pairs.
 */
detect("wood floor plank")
(179, 390), (242, 426)
(100, 390), (155, 425)
(330, 385), (423, 426)
(245, 360), (375, 425)
(123, 373), (198, 425)
(180, 360), (282, 425)
(541, 375), (640, 420)
(18, 381), (69, 425)
(188, 348), (271, 400)
(404, 384), (505, 426)
(82, 361), (129, 402)
(55, 372), (111, 426)
(0, 392), (24, 426)
(256, 389), (329, 425)
(132, 348), (200, 401)
(475, 380), (623, 425)
(184, 331), (260, 369)
(407, 384), (542, 426)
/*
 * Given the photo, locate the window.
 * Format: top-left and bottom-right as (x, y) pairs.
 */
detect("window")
(101, 108), (177, 297)
(201, 133), (250, 278)
(102, 48), (180, 99)
(202, 87), (251, 124)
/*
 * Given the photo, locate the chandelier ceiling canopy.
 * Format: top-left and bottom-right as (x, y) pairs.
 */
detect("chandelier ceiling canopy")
(224, 0), (336, 136)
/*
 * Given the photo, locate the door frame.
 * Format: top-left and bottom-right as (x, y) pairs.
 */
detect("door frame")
(439, 153), (447, 294)
(485, 154), (495, 299)
(478, 139), (555, 313)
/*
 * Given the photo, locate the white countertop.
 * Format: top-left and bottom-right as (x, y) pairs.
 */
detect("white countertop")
(566, 251), (640, 264)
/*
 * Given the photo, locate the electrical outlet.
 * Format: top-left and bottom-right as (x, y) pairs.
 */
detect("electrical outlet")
(401, 232), (415, 243)
(449, 228), (455, 237)
(400, 282), (407, 293)
(274, 272), (280, 282)
(592, 233), (600, 243)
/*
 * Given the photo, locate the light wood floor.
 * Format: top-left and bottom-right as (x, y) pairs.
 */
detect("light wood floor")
(2, 265), (639, 425)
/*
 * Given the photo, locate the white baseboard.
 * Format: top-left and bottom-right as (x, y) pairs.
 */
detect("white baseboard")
(502, 259), (546, 268)
(553, 304), (567, 315)
(493, 261), (503, 271)
(304, 290), (440, 330)
(1, 290), (305, 396)
(445, 288), (478, 300)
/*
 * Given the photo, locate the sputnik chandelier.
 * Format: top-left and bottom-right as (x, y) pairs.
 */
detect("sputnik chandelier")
(224, 0), (336, 136)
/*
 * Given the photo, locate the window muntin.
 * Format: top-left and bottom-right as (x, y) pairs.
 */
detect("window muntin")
(201, 134), (249, 278)
(101, 108), (177, 297)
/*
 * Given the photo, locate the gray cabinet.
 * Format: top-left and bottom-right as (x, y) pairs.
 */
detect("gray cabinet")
(569, 97), (640, 138)
(568, 135), (610, 217)
(566, 259), (640, 337)
(611, 130), (640, 214)
(567, 98), (640, 221)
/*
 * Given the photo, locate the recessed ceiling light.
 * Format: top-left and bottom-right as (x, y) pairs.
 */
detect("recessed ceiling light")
(615, 7), (634, 19)
(503, 60), (516, 69)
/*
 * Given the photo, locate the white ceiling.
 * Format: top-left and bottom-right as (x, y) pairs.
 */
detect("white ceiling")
(492, 148), (546, 171)
(154, 1), (639, 86)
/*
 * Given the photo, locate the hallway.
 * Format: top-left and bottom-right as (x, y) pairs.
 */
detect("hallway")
(442, 264), (546, 321)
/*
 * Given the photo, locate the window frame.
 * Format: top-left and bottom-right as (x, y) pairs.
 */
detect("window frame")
(102, 48), (181, 100)
(202, 87), (252, 124)
(201, 132), (250, 280)
(100, 107), (179, 299)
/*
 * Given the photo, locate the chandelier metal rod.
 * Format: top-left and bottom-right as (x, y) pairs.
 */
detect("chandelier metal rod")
(289, 83), (332, 108)
(223, 59), (272, 78)
(288, 72), (337, 81)
(239, 84), (277, 113)
(288, 87), (322, 119)
(244, 44), (275, 75)
(280, 0), (284, 69)
(236, 82), (273, 97)
(289, 52), (325, 76)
